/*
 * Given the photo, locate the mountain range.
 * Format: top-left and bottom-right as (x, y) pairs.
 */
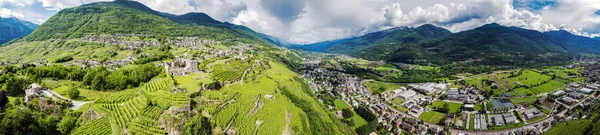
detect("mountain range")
(272, 23), (600, 67)
(0, 17), (38, 45)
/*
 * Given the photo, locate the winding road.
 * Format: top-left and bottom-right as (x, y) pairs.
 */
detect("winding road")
(41, 90), (93, 110)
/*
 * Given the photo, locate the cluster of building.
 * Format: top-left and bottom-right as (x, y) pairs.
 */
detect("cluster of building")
(408, 82), (449, 94)
(521, 108), (543, 120)
(166, 37), (219, 50)
(445, 87), (483, 103)
(83, 35), (161, 50)
(472, 114), (488, 130)
(488, 113), (517, 126)
(557, 82), (597, 105)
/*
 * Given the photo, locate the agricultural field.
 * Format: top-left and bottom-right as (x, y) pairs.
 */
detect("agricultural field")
(364, 81), (403, 94)
(531, 80), (564, 93)
(509, 70), (552, 87)
(209, 59), (250, 82)
(173, 72), (212, 93)
(70, 117), (113, 135)
(430, 101), (463, 113)
(419, 111), (446, 124)
(510, 97), (539, 104)
(543, 119), (592, 135)
(541, 66), (581, 79)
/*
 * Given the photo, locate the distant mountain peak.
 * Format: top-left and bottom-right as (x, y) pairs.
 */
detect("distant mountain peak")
(416, 24), (436, 29)
(0, 17), (38, 45)
(479, 22), (503, 29)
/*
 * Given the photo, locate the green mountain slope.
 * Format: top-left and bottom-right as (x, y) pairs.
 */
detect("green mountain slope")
(388, 23), (588, 66)
(327, 24), (452, 60)
(0, 0), (353, 135)
(0, 17), (38, 45)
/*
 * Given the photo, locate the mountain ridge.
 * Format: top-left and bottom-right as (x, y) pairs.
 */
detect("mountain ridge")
(0, 17), (38, 45)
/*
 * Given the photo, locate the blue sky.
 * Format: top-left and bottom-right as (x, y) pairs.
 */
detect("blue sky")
(1, 0), (599, 43)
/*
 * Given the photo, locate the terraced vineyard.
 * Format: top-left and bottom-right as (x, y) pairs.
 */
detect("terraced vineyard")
(141, 78), (173, 93)
(94, 89), (139, 104)
(147, 90), (190, 108)
(127, 106), (166, 135)
(211, 59), (252, 82)
(98, 96), (148, 130)
(70, 117), (113, 135)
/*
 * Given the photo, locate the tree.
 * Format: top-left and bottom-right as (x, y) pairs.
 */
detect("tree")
(342, 108), (354, 119)
(3, 75), (29, 96)
(57, 110), (81, 134)
(0, 90), (7, 109)
(184, 116), (212, 135)
(65, 87), (80, 99)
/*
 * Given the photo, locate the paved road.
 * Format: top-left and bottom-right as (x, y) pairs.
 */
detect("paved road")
(41, 90), (93, 110)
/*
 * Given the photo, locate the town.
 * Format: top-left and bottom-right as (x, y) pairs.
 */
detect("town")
(300, 56), (600, 135)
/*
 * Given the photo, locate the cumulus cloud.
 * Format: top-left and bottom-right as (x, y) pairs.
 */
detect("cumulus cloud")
(2, 0), (600, 43)
(191, 0), (247, 22)
(260, 0), (306, 24)
(0, 7), (24, 18)
(376, 0), (560, 33)
(539, 0), (600, 34)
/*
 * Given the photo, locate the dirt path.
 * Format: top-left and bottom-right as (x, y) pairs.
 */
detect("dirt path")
(283, 108), (292, 135)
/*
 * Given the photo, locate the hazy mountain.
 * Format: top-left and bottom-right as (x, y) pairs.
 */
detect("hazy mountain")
(0, 17), (38, 45)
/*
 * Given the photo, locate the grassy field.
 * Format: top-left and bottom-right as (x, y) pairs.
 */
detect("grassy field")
(364, 81), (403, 94)
(392, 98), (405, 105)
(469, 114), (475, 131)
(333, 100), (368, 128)
(515, 87), (535, 96)
(474, 103), (484, 111)
(334, 99), (351, 109)
(531, 80), (564, 93)
(419, 111), (446, 124)
(430, 101), (463, 113)
(173, 72), (212, 93)
(509, 70), (552, 87)
(510, 97), (538, 104)
(542, 67), (580, 79)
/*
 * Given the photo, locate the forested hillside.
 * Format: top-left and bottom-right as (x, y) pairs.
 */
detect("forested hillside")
(0, 17), (38, 45)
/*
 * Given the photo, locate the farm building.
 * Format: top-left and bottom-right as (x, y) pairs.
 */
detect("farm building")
(579, 88), (593, 94)
(491, 99), (516, 110)
(552, 90), (566, 97)
(503, 113), (517, 124)
(464, 104), (475, 111)
(559, 97), (575, 105)
(521, 108), (543, 120)
(489, 114), (505, 126)
(567, 92), (585, 99)
(569, 82), (581, 88)
(25, 83), (42, 102)
(398, 90), (417, 100)
(411, 83), (448, 94)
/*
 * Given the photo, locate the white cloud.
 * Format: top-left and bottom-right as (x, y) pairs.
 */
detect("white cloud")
(192, 0), (247, 22)
(0, 7), (24, 18)
(2, 0), (600, 43)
